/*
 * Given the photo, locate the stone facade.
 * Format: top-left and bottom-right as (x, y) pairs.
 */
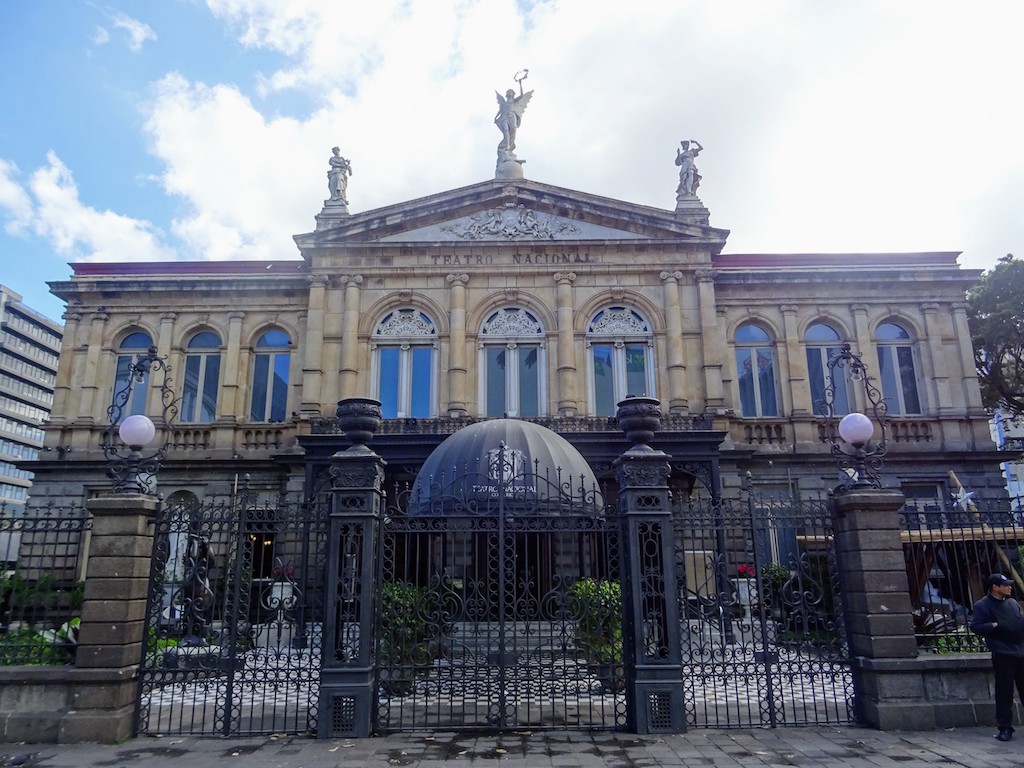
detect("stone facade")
(28, 177), (1002, 506)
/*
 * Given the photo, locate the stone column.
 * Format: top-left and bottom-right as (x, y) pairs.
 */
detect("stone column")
(554, 272), (578, 416)
(446, 273), (469, 418)
(222, 311), (245, 421)
(318, 399), (385, 738)
(696, 270), (724, 409)
(850, 303), (872, 414)
(920, 303), (953, 414)
(831, 489), (927, 729)
(781, 304), (810, 415)
(63, 493), (159, 742)
(660, 271), (687, 412)
(49, 311), (80, 428)
(300, 274), (329, 416)
(77, 311), (108, 428)
(951, 301), (985, 412)
(614, 397), (686, 734)
(338, 275), (363, 400)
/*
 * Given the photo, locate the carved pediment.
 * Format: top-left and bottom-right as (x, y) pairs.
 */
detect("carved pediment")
(378, 203), (649, 242)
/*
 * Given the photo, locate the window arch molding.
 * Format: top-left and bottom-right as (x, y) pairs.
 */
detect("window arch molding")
(248, 327), (292, 423)
(873, 317), (923, 415)
(111, 328), (156, 419)
(574, 290), (663, 335)
(180, 328), (223, 424)
(477, 306), (547, 418)
(370, 307), (439, 419)
(360, 293), (449, 337)
(467, 291), (555, 338)
(732, 319), (780, 417)
(803, 320), (852, 416)
(585, 304), (656, 416)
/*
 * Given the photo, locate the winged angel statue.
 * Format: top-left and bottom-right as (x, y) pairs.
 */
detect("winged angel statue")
(494, 70), (533, 153)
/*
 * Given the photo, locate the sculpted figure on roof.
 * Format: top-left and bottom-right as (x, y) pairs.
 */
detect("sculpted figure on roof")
(675, 139), (703, 198)
(327, 147), (352, 204)
(494, 70), (533, 180)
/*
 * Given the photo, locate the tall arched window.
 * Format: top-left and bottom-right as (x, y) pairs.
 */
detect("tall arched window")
(249, 329), (290, 422)
(479, 307), (545, 418)
(735, 323), (779, 417)
(805, 322), (850, 416)
(586, 306), (654, 416)
(876, 321), (922, 415)
(113, 331), (153, 418)
(373, 309), (437, 418)
(181, 331), (222, 423)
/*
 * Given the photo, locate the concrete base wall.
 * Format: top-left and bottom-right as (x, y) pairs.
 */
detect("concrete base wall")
(856, 653), (1016, 731)
(0, 667), (136, 743)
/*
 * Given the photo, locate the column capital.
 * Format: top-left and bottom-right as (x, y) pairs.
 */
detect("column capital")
(229, 311), (246, 321)
(780, 304), (799, 314)
(919, 302), (941, 313)
(660, 270), (683, 283)
(851, 303), (870, 314)
(446, 273), (470, 286)
(160, 312), (177, 322)
(308, 273), (330, 286)
(695, 268), (716, 282)
(553, 271), (577, 284)
(340, 274), (364, 286)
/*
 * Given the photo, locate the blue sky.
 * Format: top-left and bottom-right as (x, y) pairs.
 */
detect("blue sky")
(2, 1), (1023, 324)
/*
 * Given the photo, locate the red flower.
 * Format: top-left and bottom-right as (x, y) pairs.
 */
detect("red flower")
(737, 563), (755, 578)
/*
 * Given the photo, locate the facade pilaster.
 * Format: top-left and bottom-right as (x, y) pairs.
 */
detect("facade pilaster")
(301, 274), (329, 416)
(696, 270), (724, 409)
(49, 311), (80, 427)
(951, 301), (985, 411)
(446, 273), (469, 417)
(781, 304), (809, 415)
(660, 271), (687, 412)
(339, 275), (364, 400)
(78, 311), (109, 428)
(850, 304), (872, 413)
(223, 311), (245, 421)
(554, 272), (579, 416)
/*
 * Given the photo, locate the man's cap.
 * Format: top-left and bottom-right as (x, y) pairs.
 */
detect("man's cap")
(987, 573), (1014, 587)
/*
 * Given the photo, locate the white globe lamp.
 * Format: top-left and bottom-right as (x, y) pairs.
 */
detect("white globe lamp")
(119, 414), (157, 448)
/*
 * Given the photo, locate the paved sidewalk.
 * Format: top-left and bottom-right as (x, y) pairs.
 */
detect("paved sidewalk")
(3, 727), (1024, 768)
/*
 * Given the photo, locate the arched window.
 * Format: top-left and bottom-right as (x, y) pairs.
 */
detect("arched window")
(876, 321), (922, 415)
(181, 331), (222, 423)
(735, 323), (779, 417)
(586, 306), (654, 416)
(373, 309), (437, 418)
(249, 330), (290, 422)
(113, 331), (153, 418)
(479, 307), (545, 418)
(805, 322), (851, 416)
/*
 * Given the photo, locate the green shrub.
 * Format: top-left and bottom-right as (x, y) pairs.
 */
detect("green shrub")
(378, 582), (439, 665)
(0, 627), (74, 666)
(569, 578), (622, 663)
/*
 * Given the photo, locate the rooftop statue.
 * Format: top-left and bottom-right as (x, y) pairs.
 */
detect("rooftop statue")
(494, 70), (533, 179)
(675, 139), (703, 198)
(327, 147), (352, 204)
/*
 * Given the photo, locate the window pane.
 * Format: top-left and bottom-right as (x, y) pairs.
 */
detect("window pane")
(897, 347), (921, 413)
(200, 356), (220, 422)
(625, 344), (647, 398)
(257, 330), (290, 348)
(114, 355), (148, 419)
(270, 352), (289, 421)
(807, 349), (826, 415)
(756, 349), (778, 416)
(250, 355), (269, 420)
(182, 355), (201, 422)
(877, 347), (902, 415)
(736, 349), (757, 416)
(378, 348), (400, 418)
(486, 347), (506, 417)
(519, 345), (539, 417)
(410, 347), (432, 418)
(592, 344), (615, 417)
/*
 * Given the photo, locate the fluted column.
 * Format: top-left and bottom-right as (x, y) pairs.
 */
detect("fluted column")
(660, 270), (687, 412)
(301, 274), (329, 415)
(446, 273), (469, 417)
(781, 304), (809, 415)
(554, 272), (578, 416)
(696, 269), (724, 408)
(223, 311), (245, 421)
(78, 311), (109, 426)
(339, 275), (364, 399)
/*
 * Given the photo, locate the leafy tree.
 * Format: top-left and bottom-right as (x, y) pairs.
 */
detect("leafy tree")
(967, 255), (1024, 419)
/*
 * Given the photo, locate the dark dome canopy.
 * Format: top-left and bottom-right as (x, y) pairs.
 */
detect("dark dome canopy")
(408, 419), (603, 516)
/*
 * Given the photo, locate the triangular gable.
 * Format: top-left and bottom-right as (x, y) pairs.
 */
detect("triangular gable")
(294, 178), (729, 249)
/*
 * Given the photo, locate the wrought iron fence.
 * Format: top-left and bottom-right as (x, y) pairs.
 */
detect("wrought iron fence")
(0, 501), (90, 666)
(901, 498), (1023, 653)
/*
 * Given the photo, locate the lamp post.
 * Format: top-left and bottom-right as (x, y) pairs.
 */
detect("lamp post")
(103, 346), (177, 494)
(819, 343), (889, 492)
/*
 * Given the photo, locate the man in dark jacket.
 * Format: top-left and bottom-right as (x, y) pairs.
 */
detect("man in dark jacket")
(970, 573), (1024, 741)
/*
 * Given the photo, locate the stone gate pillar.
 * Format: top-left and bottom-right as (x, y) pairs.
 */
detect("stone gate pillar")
(614, 396), (686, 734)
(317, 398), (385, 738)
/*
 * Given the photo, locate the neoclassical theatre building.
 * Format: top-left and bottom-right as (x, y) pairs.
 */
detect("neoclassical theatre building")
(29, 142), (1005, 513)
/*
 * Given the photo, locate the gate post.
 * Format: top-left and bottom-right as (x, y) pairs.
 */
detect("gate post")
(614, 397), (686, 734)
(317, 398), (386, 738)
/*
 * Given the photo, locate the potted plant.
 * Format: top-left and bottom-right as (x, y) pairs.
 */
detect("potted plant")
(377, 582), (441, 696)
(569, 578), (625, 693)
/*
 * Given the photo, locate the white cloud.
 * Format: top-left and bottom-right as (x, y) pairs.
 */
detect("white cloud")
(8, 152), (176, 262)
(0, 160), (34, 235)
(111, 12), (156, 51)
(92, 26), (111, 46)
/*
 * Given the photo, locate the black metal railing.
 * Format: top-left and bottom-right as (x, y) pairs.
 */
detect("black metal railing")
(0, 501), (90, 666)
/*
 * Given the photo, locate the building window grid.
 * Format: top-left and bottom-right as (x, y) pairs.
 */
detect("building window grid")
(876, 321), (923, 416)
(805, 323), (852, 416)
(0, 353), (55, 387)
(734, 323), (780, 417)
(372, 309), (438, 419)
(0, 439), (37, 461)
(113, 332), (154, 419)
(479, 308), (546, 418)
(249, 330), (291, 423)
(0, 395), (49, 424)
(0, 331), (60, 370)
(0, 373), (53, 405)
(585, 306), (655, 417)
(0, 461), (33, 482)
(0, 416), (44, 442)
(181, 331), (222, 424)
(2, 313), (63, 348)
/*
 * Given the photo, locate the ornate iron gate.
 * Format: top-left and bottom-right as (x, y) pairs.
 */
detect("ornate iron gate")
(373, 470), (626, 731)
(135, 489), (328, 736)
(673, 493), (855, 727)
